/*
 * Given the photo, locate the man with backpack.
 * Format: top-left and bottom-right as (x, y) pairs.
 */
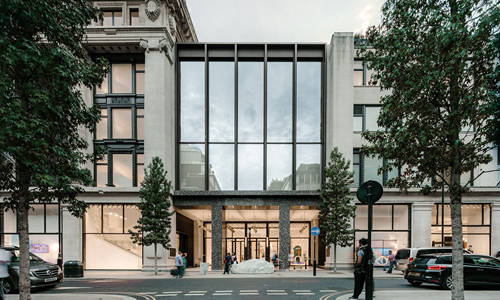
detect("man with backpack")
(349, 238), (371, 300)
(223, 252), (232, 274)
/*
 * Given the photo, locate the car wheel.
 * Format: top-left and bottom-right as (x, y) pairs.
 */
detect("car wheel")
(407, 279), (422, 286)
(2, 279), (15, 294)
(441, 274), (452, 290)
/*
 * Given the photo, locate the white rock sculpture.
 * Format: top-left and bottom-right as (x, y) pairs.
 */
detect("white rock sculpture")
(200, 262), (209, 275)
(230, 259), (275, 274)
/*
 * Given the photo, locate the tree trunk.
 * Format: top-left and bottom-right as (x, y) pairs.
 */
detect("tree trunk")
(450, 171), (464, 300)
(18, 180), (32, 300)
(154, 244), (158, 275)
(333, 244), (337, 273)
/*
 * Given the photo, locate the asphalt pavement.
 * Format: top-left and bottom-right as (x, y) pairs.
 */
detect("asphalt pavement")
(5, 267), (500, 299)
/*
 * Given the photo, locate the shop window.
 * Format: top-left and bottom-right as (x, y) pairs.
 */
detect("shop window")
(101, 11), (123, 26)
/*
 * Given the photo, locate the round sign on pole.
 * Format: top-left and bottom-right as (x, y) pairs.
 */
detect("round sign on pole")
(356, 180), (383, 204)
(311, 226), (320, 236)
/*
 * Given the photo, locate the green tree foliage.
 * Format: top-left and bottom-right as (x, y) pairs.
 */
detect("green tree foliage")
(0, 1), (107, 299)
(358, 1), (500, 299)
(129, 157), (175, 275)
(318, 148), (356, 273)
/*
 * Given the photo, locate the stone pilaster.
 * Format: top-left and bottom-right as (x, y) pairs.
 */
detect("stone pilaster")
(411, 202), (434, 247)
(279, 204), (290, 269)
(211, 204), (224, 270)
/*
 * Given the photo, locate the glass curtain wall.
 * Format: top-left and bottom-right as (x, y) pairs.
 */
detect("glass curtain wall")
(178, 45), (323, 191)
(1, 204), (60, 263)
(355, 204), (410, 267)
(431, 204), (490, 255)
(84, 204), (142, 269)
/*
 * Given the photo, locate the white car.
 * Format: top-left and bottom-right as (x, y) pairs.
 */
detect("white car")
(394, 247), (472, 272)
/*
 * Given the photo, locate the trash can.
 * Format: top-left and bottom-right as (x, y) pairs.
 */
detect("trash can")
(63, 261), (84, 277)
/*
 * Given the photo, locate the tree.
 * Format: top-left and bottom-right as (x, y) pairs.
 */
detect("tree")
(318, 148), (356, 273)
(358, 1), (500, 299)
(129, 157), (175, 275)
(0, 1), (107, 299)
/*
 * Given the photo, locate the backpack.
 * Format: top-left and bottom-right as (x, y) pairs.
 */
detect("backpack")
(359, 246), (371, 271)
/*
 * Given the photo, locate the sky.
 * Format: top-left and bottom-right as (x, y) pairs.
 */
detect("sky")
(186, 0), (386, 43)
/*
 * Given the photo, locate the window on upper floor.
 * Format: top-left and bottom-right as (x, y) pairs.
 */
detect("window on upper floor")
(95, 107), (143, 140)
(353, 150), (399, 187)
(95, 152), (144, 188)
(354, 60), (379, 86)
(353, 105), (383, 132)
(101, 10), (123, 26)
(95, 63), (145, 95)
(130, 9), (139, 25)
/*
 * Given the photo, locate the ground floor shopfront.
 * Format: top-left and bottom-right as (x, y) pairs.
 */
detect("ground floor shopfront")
(1, 189), (500, 270)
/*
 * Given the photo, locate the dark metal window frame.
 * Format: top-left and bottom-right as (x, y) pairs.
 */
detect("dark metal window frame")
(176, 43), (326, 191)
(100, 10), (122, 26)
(353, 105), (383, 132)
(353, 59), (377, 86)
(353, 149), (399, 187)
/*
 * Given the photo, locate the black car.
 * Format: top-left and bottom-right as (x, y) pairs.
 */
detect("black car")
(1, 246), (64, 294)
(404, 253), (500, 290)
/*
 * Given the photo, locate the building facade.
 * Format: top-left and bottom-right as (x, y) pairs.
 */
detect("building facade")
(1, 0), (500, 271)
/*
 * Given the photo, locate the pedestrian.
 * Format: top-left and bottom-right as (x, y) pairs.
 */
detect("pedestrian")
(175, 251), (183, 278)
(349, 238), (372, 300)
(467, 245), (474, 253)
(181, 253), (188, 276)
(232, 252), (238, 264)
(0, 248), (12, 300)
(272, 252), (278, 268)
(384, 250), (396, 274)
(223, 252), (232, 274)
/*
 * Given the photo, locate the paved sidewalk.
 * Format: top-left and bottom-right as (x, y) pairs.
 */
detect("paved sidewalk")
(6, 295), (135, 300)
(336, 290), (500, 300)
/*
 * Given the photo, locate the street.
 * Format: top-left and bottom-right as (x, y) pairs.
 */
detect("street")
(29, 277), (420, 299)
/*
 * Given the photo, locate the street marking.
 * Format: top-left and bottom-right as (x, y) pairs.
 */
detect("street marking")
(240, 290), (258, 292)
(267, 290), (286, 292)
(297, 293), (315, 295)
(239, 293), (259, 295)
(187, 291), (207, 293)
(293, 290), (312, 292)
(184, 294), (205, 296)
(54, 287), (92, 290)
(137, 292), (157, 295)
(156, 295), (177, 297)
(163, 292), (182, 294)
(320, 290), (337, 292)
(268, 293), (288, 295)
(213, 293), (232, 296)
(215, 290), (233, 293)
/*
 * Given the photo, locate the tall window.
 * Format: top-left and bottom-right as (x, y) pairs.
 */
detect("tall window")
(353, 150), (399, 187)
(94, 61), (145, 187)
(178, 45), (323, 191)
(354, 60), (378, 86)
(101, 11), (123, 26)
(130, 9), (139, 25)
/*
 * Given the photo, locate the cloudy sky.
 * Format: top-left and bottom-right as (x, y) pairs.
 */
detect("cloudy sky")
(186, 0), (385, 43)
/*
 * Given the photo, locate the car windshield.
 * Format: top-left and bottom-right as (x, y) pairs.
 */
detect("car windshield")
(397, 250), (410, 259)
(10, 250), (45, 262)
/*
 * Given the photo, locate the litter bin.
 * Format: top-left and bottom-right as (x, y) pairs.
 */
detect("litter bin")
(63, 261), (84, 277)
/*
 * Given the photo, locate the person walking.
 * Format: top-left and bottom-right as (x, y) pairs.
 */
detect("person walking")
(181, 253), (188, 277)
(175, 251), (183, 278)
(0, 248), (12, 300)
(384, 250), (396, 274)
(223, 252), (232, 274)
(349, 238), (371, 300)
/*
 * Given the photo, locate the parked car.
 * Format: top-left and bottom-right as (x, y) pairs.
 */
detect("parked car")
(394, 247), (471, 272)
(1, 246), (64, 294)
(404, 254), (500, 289)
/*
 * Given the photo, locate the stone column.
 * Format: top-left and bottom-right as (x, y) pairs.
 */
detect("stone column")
(62, 207), (82, 262)
(211, 204), (224, 270)
(279, 204), (290, 270)
(490, 202), (500, 255)
(412, 202), (434, 247)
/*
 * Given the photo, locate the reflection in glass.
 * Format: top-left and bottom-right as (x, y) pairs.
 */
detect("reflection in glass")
(136, 72), (145, 94)
(296, 145), (321, 190)
(112, 108), (132, 139)
(267, 145), (292, 190)
(238, 62), (264, 142)
(137, 154), (144, 186)
(238, 145), (263, 190)
(85, 205), (102, 233)
(365, 106), (381, 131)
(393, 205), (409, 230)
(364, 154), (383, 183)
(45, 205), (59, 233)
(112, 64), (132, 93)
(3, 210), (16, 233)
(96, 108), (108, 139)
(267, 62), (292, 142)
(354, 61), (363, 86)
(96, 165), (107, 187)
(297, 62), (321, 142)
(180, 144), (206, 190)
(137, 108), (144, 140)
(209, 144), (234, 190)
(373, 205), (392, 230)
(181, 62), (205, 142)
(96, 74), (108, 94)
(85, 234), (142, 269)
(28, 204), (44, 233)
(103, 205), (124, 233)
(124, 205), (141, 232)
(113, 154), (132, 187)
(209, 62), (234, 142)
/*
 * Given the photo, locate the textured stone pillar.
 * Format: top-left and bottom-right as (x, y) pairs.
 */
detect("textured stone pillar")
(412, 202), (433, 248)
(279, 204), (290, 269)
(211, 204), (223, 270)
(490, 202), (500, 255)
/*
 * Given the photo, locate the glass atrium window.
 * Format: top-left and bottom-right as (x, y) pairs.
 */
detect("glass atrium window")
(267, 62), (293, 142)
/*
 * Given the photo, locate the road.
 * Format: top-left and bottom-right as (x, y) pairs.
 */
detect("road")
(30, 277), (420, 299)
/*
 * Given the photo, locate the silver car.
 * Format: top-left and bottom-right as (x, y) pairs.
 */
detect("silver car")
(1, 246), (64, 294)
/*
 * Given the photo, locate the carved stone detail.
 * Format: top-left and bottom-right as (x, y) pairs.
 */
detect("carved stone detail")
(145, 0), (161, 22)
(139, 38), (149, 53)
(168, 14), (176, 36)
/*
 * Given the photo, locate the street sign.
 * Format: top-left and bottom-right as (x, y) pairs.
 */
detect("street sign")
(356, 180), (383, 204)
(311, 226), (320, 236)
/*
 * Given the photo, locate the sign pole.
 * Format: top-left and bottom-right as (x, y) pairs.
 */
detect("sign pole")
(366, 181), (374, 300)
(311, 226), (320, 277)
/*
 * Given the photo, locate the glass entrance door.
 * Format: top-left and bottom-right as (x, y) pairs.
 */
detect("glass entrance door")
(250, 238), (266, 260)
(225, 238), (245, 263)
